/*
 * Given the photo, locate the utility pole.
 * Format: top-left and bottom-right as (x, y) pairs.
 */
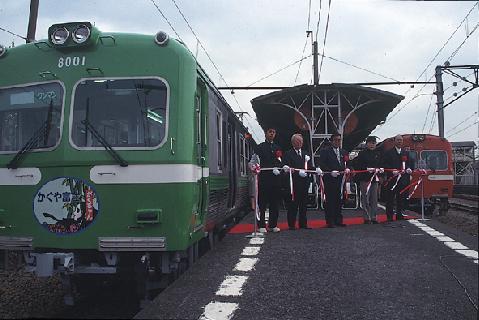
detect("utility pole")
(435, 63), (479, 138)
(313, 41), (319, 86)
(435, 65), (445, 138)
(26, 0), (39, 43)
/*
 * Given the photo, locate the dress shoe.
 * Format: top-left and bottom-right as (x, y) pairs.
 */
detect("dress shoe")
(335, 223), (347, 227)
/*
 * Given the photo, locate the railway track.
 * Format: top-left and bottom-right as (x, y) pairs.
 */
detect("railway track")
(449, 195), (478, 215)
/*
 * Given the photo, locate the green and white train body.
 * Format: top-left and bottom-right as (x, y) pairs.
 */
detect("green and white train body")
(0, 23), (253, 277)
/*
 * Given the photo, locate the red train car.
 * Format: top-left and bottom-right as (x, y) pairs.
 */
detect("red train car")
(380, 134), (453, 215)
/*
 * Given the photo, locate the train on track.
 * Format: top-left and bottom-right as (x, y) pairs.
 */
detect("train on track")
(379, 133), (453, 215)
(0, 22), (254, 303)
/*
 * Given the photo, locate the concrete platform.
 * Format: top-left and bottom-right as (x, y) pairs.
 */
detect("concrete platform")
(135, 208), (478, 320)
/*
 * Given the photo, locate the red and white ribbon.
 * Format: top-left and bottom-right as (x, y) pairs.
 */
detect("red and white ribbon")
(390, 171), (402, 191)
(289, 168), (294, 201)
(366, 169), (378, 194)
(254, 173), (260, 221)
(406, 178), (422, 200)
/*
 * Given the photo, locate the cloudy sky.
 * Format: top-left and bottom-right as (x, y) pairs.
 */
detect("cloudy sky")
(1, 0), (478, 144)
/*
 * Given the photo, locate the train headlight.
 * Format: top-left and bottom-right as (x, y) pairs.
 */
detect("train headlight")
(155, 31), (169, 46)
(0, 45), (7, 58)
(412, 134), (425, 142)
(48, 22), (97, 48)
(72, 24), (91, 44)
(51, 27), (70, 45)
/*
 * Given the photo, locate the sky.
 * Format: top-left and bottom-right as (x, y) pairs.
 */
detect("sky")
(0, 0), (478, 145)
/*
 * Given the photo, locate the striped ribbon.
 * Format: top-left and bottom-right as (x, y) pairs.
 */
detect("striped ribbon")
(254, 174), (260, 221)
(366, 169), (378, 194)
(289, 168), (294, 201)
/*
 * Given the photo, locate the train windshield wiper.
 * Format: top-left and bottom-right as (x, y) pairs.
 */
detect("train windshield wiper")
(81, 119), (128, 167)
(7, 101), (54, 169)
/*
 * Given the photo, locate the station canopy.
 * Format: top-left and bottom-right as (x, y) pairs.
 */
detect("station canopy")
(251, 83), (404, 163)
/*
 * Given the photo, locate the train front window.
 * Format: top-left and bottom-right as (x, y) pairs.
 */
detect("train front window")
(421, 150), (447, 171)
(0, 82), (63, 153)
(71, 78), (168, 149)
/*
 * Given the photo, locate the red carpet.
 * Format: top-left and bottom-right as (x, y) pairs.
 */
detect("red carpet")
(228, 214), (416, 234)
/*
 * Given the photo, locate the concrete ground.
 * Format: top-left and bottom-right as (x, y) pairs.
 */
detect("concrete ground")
(135, 208), (478, 320)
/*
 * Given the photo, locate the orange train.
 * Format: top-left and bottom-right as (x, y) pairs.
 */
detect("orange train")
(379, 134), (453, 215)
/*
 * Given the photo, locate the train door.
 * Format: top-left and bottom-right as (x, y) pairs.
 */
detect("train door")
(195, 83), (208, 228)
(227, 120), (236, 208)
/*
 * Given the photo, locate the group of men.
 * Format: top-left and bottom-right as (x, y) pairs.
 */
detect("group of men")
(251, 127), (413, 233)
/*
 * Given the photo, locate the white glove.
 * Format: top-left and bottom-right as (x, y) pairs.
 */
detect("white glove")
(316, 167), (323, 176)
(272, 168), (280, 176)
(379, 168), (385, 174)
(367, 167), (375, 173)
(282, 165), (290, 173)
(331, 170), (339, 178)
(304, 155), (310, 162)
(406, 168), (412, 174)
(299, 170), (307, 178)
(344, 168), (351, 174)
(392, 170), (399, 176)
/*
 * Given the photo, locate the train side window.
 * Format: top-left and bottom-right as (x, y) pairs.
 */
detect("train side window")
(216, 109), (222, 170)
(71, 78), (168, 149)
(421, 150), (447, 171)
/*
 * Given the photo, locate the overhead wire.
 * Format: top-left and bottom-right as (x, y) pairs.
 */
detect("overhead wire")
(421, 94), (435, 132)
(448, 119), (479, 138)
(167, 0), (261, 138)
(0, 26), (27, 41)
(380, 2), (479, 125)
(446, 111), (478, 134)
(314, 0), (323, 43)
(318, 0), (332, 83)
(324, 54), (399, 82)
(427, 108), (437, 134)
(293, 0), (313, 86)
(149, 0), (184, 42)
(401, 2), (478, 100)
(250, 55), (312, 87)
(447, 21), (479, 62)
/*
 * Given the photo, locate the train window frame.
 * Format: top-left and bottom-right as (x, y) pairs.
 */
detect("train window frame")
(239, 134), (247, 177)
(216, 109), (223, 171)
(69, 77), (169, 151)
(420, 150), (448, 171)
(0, 80), (65, 154)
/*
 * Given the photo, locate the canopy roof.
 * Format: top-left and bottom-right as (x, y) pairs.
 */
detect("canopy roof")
(251, 83), (404, 153)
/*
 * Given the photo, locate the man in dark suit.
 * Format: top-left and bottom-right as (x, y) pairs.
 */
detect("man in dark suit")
(319, 133), (348, 228)
(382, 134), (413, 221)
(353, 136), (382, 224)
(254, 127), (283, 233)
(283, 133), (312, 230)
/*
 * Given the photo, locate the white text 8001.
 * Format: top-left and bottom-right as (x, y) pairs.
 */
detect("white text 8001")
(58, 56), (86, 68)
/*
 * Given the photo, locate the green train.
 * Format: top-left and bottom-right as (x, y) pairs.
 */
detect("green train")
(0, 22), (254, 302)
